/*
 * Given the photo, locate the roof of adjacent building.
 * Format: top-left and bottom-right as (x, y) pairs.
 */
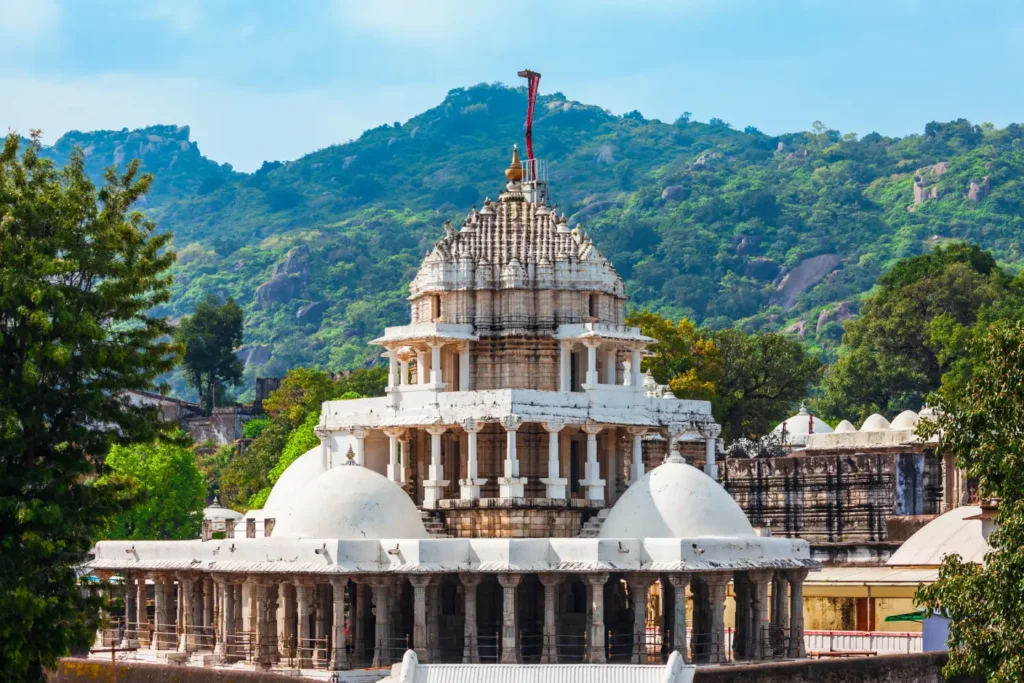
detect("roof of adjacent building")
(887, 505), (990, 567)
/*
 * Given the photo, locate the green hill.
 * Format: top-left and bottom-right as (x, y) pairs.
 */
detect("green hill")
(35, 83), (1024, 400)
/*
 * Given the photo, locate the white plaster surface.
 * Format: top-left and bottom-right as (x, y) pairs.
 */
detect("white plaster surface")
(262, 446), (326, 512)
(887, 505), (989, 566)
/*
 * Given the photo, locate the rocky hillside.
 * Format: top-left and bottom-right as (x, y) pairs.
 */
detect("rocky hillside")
(34, 84), (1024, 399)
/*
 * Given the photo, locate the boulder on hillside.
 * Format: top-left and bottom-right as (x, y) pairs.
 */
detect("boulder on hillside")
(273, 245), (310, 278)
(661, 185), (687, 202)
(816, 301), (857, 333)
(691, 151), (721, 168)
(594, 145), (615, 165)
(256, 273), (305, 306)
(968, 176), (991, 201)
(296, 301), (328, 324)
(784, 320), (808, 337)
(911, 162), (950, 208)
(772, 254), (843, 310)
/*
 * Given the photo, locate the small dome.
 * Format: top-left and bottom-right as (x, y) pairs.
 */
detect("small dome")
(263, 446), (326, 512)
(887, 506), (990, 566)
(599, 459), (755, 539)
(890, 410), (920, 431)
(860, 413), (891, 432)
(834, 420), (857, 433)
(772, 404), (832, 445)
(273, 463), (429, 540)
(203, 500), (243, 522)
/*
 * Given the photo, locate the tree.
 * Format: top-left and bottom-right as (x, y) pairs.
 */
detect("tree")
(626, 310), (719, 398)
(175, 294), (244, 412)
(916, 321), (1024, 681)
(817, 244), (1023, 423)
(0, 132), (176, 680)
(100, 439), (205, 540)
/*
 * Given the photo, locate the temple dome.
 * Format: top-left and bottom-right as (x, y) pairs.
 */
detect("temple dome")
(262, 446), (326, 512)
(887, 506), (990, 566)
(599, 459), (755, 539)
(890, 410), (920, 431)
(273, 463), (429, 540)
(772, 405), (833, 438)
(860, 413), (891, 431)
(834, 420), (857, 433)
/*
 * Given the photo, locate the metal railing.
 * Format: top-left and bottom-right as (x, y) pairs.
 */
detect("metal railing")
(224, 631), (255, 663)
(804, 629), (922, 654)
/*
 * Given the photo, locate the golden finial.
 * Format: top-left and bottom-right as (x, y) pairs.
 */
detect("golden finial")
(505, 144), (524, 182)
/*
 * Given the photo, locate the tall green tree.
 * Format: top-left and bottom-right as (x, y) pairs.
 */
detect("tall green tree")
(0, 132), (176, 680)
(817, 244), (1023, 423)
(175, 293), (244, 411)
(916, 320), (1024, 681)
(100, 439), (205, 540)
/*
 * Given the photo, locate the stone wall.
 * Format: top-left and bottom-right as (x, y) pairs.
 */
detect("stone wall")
(722, 450), (944, 543)
(51, 659), (304, 683)
(693, 652), (977, 683)
(437, 498), (590, 537)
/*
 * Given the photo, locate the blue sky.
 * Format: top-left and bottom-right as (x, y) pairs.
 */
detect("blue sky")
(2, 0), (1022, 172)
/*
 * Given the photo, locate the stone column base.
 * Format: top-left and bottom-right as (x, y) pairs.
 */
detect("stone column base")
(422, 479), (449, 508)
(498, 477), (527, 498)
(579, 478), (606, 502)
(459, 478), (488, 500)
(540, 478), (568, 499)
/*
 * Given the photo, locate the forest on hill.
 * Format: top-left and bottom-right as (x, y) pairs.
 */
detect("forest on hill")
(36, 83), (1024, 399)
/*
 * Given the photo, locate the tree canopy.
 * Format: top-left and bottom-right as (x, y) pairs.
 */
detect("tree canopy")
(0, 132), (176, 680)
(816, 244), (1024, 423)
(916, 320), (1024, 681)
(175, 293), (244, 411)
(100, 439), (206, 540)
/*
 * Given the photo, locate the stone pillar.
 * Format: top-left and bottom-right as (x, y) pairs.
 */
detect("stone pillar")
(399, 436), (411, 486)
(121, 574), (137, 647)
(580, 423), (605, 503)
(627, 574), (654, 664)
(459, 344), (471, 391)
(384, 428), (403, 484)
(603, 348), (616, 384)
(539, 574), (562, 663)
(254, 581), (273, 667)
(704, 574), (729, 663)
(460, 421), (486, 500)
(772, 573), (790, 656)
(416, 350), (427, 384)
(277, 581), (293, 660)
(559, 341), (571, 393)
(215, 579), (234, 657)
(704, 437), (718, 480)
(429, 342), (443, 386)
(136, 575), (149, 647)
(410, 575), (431, 662)
(667, 574), (690, 664)
(427, 578), (442, 663)
(584, 340), (599, 387)
(354, 583), (368, 663)
(369, 578), (391, 667)
(389, 578), (404, 646)
(586, 573), (608, 663)
(666, 423), (684, 463)
(352, 428), (367, 467)
(788, 569), (808, 658)
(178, 576), (196, 652)
(297, 583), (315, 668)
(315, 584), (331, 664)
(497, 574), (522, 663)
(233, 584), (243, 637)
(399, 357), (410, 386)
(204, 577), (214, 633)
(541, 422), (567, 499)
(748, 570), (771, 659)
(265, 584), (280, 664)
(330, 577), (349, 670)
(387, 348), (398, 390)
(499, 415), (526, 498)
(630, 348), (643, 389)
(627, 427), (646, 484)
(460, 574), (482, 663)
(423, 424), (449, 508)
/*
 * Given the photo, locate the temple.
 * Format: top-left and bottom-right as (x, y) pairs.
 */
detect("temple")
(85, 147), (817, 679)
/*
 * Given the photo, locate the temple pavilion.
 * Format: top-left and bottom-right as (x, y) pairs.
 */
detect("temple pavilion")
(85, 147), (817, 679)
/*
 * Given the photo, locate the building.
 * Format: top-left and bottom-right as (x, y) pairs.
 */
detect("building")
(85, 148), (816, 678)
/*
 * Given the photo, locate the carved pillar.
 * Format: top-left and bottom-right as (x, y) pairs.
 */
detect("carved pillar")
(352, 428), (367, 467)
(416, 350), (427, 384)
(121, 574), (137, 647)
(423, 424), (449, 508)
(772, 572), (790, 656)
(584, 340), (599, 387)
(136, 575), (149, 647)
(295, 582), (313, 668)
(399, 435), (411, 486)
(410, 575), (431, 662)
(580, 423), (605, 503)
(497, 574), (522, 663)
(586, 573), (608, 663)
(748, 570), (771, 659)
(627, 427), (646, 484)
(499, 415), (526, 498)
(539, 574), (562, 663)
(460, 574), (481, 663)
(429, 342), (444, 386)
(603, 348), (616, 384)
(354, 583), (367, 662)
(460, 421), (487, 500)
(627, 574), (654, 664)
(278, 581), (294, 660)
(667, 574), (690, 664)
(703, 424), (721, 481)
(177, 575), (196, 652)
(559, 341), (571, 393)
(630, 348), (643, 389)
(399, 357), (410, 387)
(384, 428), (404, 484)
(704, 574), (729, 663)
(541, 422), (567, 499)
(215, 578), (234, 657)
(369, 577), (391, 667)
(427, 578), (442, 662)
(788, 569), (808, 658)
(251, 580), (270, 667)
(204, 577), (214, 633)
(387, 348), (398, 389)
(459, 344), (471, 391)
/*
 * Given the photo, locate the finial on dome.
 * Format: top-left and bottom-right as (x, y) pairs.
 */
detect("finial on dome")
(344, 445), (356, 465)
(505, 144), (524, 182)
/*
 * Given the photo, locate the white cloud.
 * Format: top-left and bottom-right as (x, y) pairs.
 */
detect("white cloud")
(329, 0), (503, 48)
(0, 73), (447, 172)
(0, 0), (61, 43)
(146, 0), (205, 34)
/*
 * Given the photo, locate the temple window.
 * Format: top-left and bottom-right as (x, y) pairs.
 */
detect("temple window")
(589, 293), (599, 321)
(431, 294), (442, 321)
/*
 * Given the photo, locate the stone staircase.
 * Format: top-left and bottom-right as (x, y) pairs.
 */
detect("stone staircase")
(419, 510), (451, 538)
(576, 508), (610, 538)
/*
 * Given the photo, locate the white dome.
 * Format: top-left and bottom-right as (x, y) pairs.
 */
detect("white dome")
(834, 420), (857, 433)
(887, 506), (990, 566)
(860, 413), (891, 431)
(890, 410), (920, 431)
(772, 405), (833, 438)
(203, 503), (243, 521)
(273, 464), (429, 540)
(263, 446), (326, 512)
(599, 459), (755, 539)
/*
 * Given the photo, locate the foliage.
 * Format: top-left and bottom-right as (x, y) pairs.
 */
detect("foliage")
(194, 443), (233, 499)
(628, 310), (820, 440)
(915, 321), (1024, 681)
(242, 417), (271, 439)
(261, 367), (339, 426)
(816, 244), (1024, 422)
(35, 88), (1024, 393)
(174, 293), (244, 411)
(0, 132), (176, 680)
(219, 419), (287, 510)
(100, 439), (206, 540)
